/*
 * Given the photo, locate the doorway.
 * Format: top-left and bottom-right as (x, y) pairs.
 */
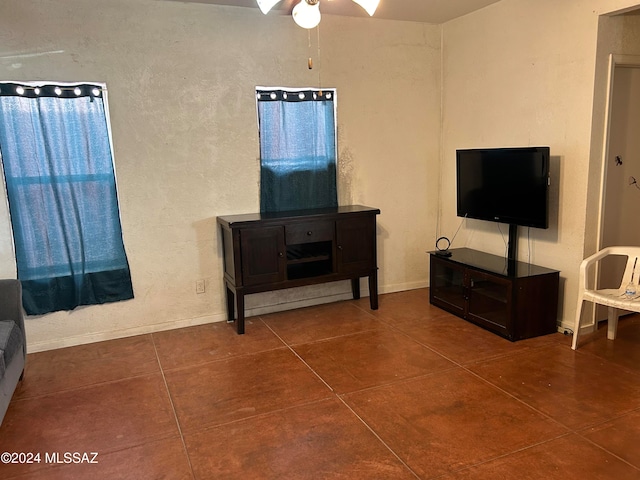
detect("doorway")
(598, 56), (640, 319)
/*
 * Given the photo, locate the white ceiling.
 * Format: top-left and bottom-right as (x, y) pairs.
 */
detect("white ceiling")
(187, 0), (505, 24)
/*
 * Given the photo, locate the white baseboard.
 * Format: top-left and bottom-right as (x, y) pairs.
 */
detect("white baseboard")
(380, 280), (429, 294)
(26, 280), (431, 353)
(26, 313), (225, 353)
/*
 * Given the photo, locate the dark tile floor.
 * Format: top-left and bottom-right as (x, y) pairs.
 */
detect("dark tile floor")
(1, 288), (639, 479)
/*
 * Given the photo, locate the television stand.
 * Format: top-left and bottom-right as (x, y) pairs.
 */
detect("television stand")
(429, 248), (559, 341)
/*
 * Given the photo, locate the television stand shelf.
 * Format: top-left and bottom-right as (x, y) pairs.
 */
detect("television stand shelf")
(217, 205), (380, 334)
(429, 248), (559, 341)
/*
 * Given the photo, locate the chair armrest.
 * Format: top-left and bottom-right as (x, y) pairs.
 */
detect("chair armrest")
(578, 246), (640, 292)
(578, 247), (618, 291)
(580, 247), (615, 270)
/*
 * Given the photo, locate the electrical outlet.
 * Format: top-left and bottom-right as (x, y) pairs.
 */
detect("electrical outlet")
(196, 279), (205, 294)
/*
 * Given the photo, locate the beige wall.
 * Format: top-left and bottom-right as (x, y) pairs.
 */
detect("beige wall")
(0, 0), (441, 351)
(440, 0), (640, 331)
(4, 0), (640, 350)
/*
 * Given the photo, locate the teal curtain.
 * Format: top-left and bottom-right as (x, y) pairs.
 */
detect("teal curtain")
(0, 83), (133, 315)
(257, 88), (337, 213)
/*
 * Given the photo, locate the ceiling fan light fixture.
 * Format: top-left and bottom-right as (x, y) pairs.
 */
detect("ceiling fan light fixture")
(256, 0), (282, 14)
(256, 0), (378, 29)
(351, 0), (380, 16)
(292, 0), (321, 29)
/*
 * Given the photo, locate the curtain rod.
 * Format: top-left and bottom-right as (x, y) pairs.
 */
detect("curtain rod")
(256, 88), (334, 102)
(0, 82), (103, 99)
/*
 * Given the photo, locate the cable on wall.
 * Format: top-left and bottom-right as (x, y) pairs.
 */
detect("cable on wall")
(434, 214), (466, 257)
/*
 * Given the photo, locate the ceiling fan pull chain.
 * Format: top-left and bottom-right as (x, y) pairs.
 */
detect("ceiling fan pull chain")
(317, 23), (322, 91)
(308, 29), (313, 69)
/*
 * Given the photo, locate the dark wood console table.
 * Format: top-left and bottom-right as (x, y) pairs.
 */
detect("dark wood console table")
(429, 248), (559, 341)
(217, 205), (380, 334)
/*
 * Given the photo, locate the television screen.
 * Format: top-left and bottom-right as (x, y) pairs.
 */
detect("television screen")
(456, 147), (550, 229)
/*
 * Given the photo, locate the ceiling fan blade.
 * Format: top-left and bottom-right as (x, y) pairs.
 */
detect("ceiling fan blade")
(351, 0), (379, 16)
(256, 0), (283, 14)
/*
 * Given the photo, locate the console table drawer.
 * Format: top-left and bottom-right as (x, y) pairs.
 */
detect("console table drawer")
(285, 221), (334, 244)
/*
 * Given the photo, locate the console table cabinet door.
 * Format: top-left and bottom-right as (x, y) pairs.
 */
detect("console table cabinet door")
(466, 270), (512, 336)
(336, 216), (376, 274)
(240, 226), (286, 286)
(430, 259), (466, 317)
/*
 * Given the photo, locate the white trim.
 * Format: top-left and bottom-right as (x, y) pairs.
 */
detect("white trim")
(25, 279), (430, 352)
(604, 5), (640, 16)
(597, 55), (640, 256)
(610, 54), (640, 67)
(27, 313), (225, 353)
(0, 147), (17, 278)
(594, 54), (640, 330)
(596, 54), (616, 255)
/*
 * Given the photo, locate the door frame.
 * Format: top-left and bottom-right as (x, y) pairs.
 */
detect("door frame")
(591, 54), (640, 330)
(597, 54), (640, 252)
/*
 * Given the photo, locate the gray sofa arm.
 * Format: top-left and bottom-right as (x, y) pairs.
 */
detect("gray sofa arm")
(0, 279), (25, 359)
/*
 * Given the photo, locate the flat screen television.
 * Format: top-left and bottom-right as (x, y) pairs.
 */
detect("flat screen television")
(456, 147), (550, 229)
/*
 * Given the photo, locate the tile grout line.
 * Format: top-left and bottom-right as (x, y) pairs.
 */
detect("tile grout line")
(178, 397), (336, 437)
(259, 300), (640, 475)
(457, 343), (640, 440)
(12, 371), (162, 402)
(149, 333), (197, 480)
(259, 316), (337, 393)
(7, 292), (639, 477)
(427, 431), (576, 479)
(261, 310), (436, 479)
(572, 404), (640, 472)
(458, 360), (576, 433)
(380, 319), (601, 437)
(259, 312), (460, 398)
(261, 301), (566, 478)
(261, 311), (422, 478)
(335, 395), (422, 480)
(572, 344), (640, 380)
(381, 309), (567, 369)
(576, 427), (640, 473)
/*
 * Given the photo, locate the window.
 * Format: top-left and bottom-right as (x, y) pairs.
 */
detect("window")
(0, 82), (133, 315)
(256, 87), (338, 212)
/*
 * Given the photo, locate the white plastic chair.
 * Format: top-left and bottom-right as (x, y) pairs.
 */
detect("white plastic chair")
(572, 246), (640, 350)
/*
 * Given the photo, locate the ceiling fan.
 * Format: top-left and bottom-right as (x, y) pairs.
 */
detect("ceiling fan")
(256, 0), (380, 29)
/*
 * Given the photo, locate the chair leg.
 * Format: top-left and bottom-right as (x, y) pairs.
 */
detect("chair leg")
(572, 298), (585, 350)
(607, 306), (619, 340)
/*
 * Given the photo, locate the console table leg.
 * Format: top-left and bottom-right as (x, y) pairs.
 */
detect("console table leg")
(369, 271), (379, 310)
(226, 286), (235, 323)
(236, 292), (245, 334)
(351, 278), (361, 300)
